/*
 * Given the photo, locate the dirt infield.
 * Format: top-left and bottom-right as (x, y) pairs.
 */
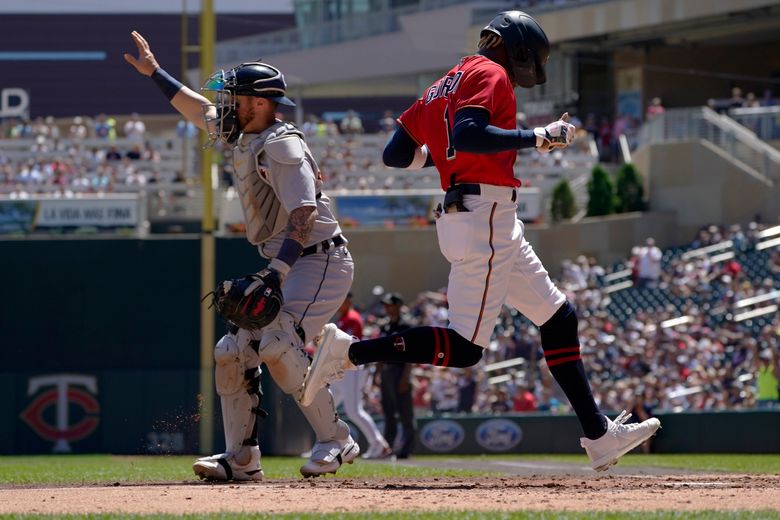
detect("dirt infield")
(2, 474), (780, 515)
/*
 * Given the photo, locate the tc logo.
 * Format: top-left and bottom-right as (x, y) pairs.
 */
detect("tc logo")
(20, 374), (100, 453)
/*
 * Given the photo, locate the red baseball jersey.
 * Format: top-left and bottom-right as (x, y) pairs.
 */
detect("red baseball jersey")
(398, 55), (520, 190)
(337, 308), (364, 340)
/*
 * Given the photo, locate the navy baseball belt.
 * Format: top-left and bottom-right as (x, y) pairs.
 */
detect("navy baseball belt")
(301, 234), (346, 257)
(444, 183), (517, 212)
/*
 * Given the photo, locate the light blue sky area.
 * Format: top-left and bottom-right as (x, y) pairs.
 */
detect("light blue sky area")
(0, 0), (293, 14)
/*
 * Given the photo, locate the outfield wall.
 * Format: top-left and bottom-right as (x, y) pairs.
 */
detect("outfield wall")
(3, 235), (776, 456)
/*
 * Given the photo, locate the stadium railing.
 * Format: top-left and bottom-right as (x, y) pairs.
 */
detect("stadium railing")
(638, 106), (780, 182)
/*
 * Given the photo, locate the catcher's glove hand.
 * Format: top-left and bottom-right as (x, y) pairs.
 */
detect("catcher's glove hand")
(206, 269), (283, 330)
(534, 112), (575, 153)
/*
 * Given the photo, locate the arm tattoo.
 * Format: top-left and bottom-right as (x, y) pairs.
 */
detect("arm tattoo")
(287, 206), (317, 245)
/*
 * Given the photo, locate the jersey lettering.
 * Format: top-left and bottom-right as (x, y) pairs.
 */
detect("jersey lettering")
(424, 71), (463, 105)
(399, 56), (520, 189)
(443, 105), (456, 160)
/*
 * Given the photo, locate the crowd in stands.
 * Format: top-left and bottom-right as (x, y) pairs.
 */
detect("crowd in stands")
(1, 106), (596, 199)
(353, 222), (780, 421)
(708, 87), (776, 113)
(0, 114), (194, 198)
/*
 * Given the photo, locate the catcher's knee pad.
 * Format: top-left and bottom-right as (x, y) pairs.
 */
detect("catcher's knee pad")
(257, 311), (309, 398)
(214, 333), (247, 396)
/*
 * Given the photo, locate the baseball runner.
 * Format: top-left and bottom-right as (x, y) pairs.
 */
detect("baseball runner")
(328, 293), (392, 459)
(301, 11), (661, 471)
(125, 31), (359, 480)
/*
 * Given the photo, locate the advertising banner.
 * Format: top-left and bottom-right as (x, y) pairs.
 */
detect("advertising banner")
(0, 196), (140, 234)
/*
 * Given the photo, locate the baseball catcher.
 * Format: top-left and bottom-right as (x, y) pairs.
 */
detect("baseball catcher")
(126, 31), (359, 480)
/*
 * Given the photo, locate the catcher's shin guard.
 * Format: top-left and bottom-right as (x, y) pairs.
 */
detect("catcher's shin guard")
(213, 334), (265, 455)
(258, 311), (342, 441)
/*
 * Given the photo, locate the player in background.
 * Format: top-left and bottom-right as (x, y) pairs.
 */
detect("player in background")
(328, 293), (392, 459)
(302, 11), (660, 471)
(376, 292), (416, 459)
(125, 31), (359, 480)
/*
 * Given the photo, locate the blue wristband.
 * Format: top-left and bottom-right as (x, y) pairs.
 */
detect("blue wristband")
(151, 67), (183, 101)
(276, 238), (304, 268)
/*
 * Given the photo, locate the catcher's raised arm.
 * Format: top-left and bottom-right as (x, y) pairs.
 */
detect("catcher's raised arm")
(124, 30), (216, 132)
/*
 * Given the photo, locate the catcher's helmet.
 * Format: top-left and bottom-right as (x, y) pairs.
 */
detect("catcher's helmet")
(480, 11), (550, 88)
(202, 62), (295, 145)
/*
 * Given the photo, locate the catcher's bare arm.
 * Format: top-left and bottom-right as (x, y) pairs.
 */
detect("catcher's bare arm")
(124, 30), (216, 130)
(287, 206), (317, 245)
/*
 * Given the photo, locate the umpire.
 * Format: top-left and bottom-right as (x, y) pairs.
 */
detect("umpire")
(378, 293), (416, 458)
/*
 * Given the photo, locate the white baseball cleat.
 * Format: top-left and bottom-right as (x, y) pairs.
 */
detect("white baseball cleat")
(580, 411), (661, 471)
(300, 323), (357, 407)
(193, 446), (264, 481)
(299, 435), (360, 477)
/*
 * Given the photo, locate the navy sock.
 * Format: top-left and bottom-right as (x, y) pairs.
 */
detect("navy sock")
(541, 302), (607, 439)
(348, 326), (483, 368)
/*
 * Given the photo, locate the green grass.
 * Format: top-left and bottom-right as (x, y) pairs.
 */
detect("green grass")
(0, 512), (779, 519)
(488, 453), (780, 474)
(1, 453), (779, 486)
(0, 455), (492, 486)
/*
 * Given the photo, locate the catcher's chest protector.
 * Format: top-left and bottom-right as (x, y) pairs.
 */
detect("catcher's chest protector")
(231, 122), (317, 245)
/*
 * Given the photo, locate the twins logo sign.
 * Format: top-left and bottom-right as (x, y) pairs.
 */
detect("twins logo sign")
(20, 374), (100, 453)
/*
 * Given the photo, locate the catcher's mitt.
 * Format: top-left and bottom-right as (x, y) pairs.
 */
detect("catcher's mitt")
(206, 270), (283, 330)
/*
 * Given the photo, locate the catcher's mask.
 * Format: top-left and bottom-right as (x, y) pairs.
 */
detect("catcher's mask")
(201, 62), (296, 146)
(480, 11), (549, 88)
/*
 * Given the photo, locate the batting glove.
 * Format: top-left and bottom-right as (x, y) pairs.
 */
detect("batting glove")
(534, 112), (576, 153)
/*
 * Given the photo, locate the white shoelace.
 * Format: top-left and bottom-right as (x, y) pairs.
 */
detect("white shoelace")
(610, 410), (643, 433)
(613, 410), (632, 425)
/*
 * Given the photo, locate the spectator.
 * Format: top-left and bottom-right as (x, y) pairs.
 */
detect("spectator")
(301, 115), (320, 137)
(512, 384), (538, 412)
(636, 237), (662, 289)
(123, 112), (146, 142)
(598, 116), (613, 161)
(761, 89), (776, 107)
(728, 87), (745, 109)
(125, 144), (143, 160)
(105, 146), (122, 161)
(378, 110), (397, 133)
(176, 119), (197, 139)
(645, 97), (665, 120)
(584, 113), (598, 139)
(69, 116), (88, 141)
(755, 349), (779, 408)
(744, 92), (760, 108)
(340, 110), (364, 136)
(94, 114), (109, 138)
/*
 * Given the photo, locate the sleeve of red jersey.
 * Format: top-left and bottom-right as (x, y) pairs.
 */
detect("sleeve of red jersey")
(452, 64), (509, 117)
(397, 99), (425, 146)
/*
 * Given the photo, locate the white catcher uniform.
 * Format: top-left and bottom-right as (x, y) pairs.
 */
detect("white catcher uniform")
(194, 121), (359, 480)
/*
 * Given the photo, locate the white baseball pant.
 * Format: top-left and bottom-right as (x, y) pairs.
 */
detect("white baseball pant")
(435, 184), (566, 347)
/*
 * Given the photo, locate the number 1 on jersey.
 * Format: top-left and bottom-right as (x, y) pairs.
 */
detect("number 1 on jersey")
(443, 105), (456, 161)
